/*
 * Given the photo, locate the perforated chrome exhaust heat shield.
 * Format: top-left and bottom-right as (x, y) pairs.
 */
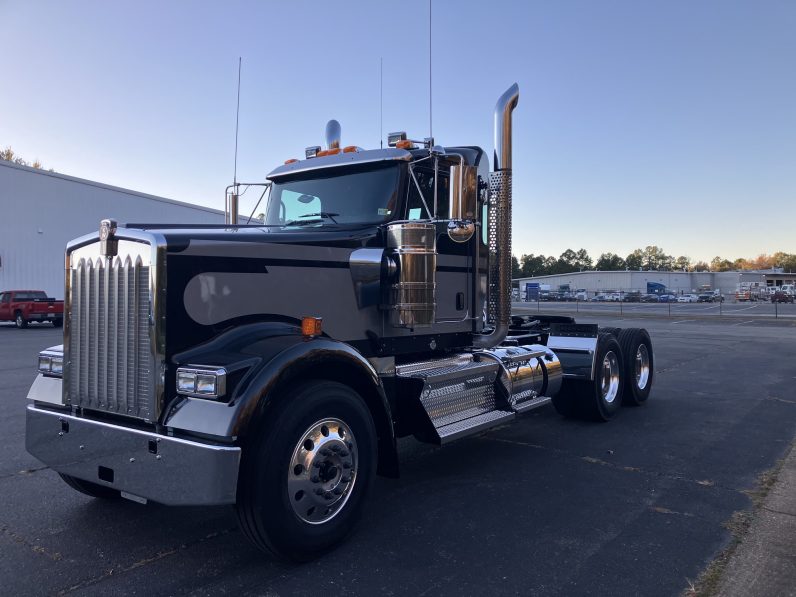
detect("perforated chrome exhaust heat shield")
(473, 83), (519, 349)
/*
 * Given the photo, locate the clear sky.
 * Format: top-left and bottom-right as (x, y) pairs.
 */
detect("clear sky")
(1, 0), (794, 263)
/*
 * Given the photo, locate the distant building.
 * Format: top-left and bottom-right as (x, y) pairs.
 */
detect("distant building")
(1, 160), (238, 298)
(514, 269), (795, 297)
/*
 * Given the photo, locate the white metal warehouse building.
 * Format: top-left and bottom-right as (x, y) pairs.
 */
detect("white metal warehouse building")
(0, 160), (233, 298)
(514, 269), (796, 298)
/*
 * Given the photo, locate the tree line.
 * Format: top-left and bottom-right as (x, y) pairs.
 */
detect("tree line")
(1, 146), (51, 171)
(512, 246), (796, 278)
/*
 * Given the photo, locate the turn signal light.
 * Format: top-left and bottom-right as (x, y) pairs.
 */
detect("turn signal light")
(343, 145), (359, 153)
(317, 148), (341, 157)
(301, 316), (323, 337)
(396, 140), (416, 149)
(284, 158), (298, 164)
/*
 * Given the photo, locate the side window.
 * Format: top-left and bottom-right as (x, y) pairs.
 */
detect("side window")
(405, 168), (450, 219)
(0, 293), (7, 304)
(279, 190), (322, 223)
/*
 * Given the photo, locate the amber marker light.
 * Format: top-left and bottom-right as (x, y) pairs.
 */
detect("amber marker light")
(301, 316), (323, 337)
(395, 140), (415, 149)
(343, 145), (359, 153)
(284, 158), (299, 164)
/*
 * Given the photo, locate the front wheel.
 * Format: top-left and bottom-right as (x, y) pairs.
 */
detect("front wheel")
(15, 312), (27, 329)
(236, 380), (377, 562)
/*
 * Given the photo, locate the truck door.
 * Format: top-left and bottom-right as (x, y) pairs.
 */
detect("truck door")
(0, 293), (9, 320)
(404, 164), (470, 322)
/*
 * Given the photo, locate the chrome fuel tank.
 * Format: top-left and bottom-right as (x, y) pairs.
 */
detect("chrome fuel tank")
(478, 344), (562, 405)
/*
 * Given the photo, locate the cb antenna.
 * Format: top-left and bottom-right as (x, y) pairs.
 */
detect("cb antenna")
(233, 57), (242, 187)
(428, 0), (432, 139)
(380, 57), (383, 149)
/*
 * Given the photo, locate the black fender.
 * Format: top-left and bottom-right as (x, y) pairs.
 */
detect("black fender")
(164, 322), (399, 477)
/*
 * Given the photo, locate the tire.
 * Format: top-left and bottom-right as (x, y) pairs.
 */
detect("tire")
(15, 312), (27, 329)
(59, 473), (120, 499)
(53, 318), (63, 328)
(616, 328), (654, 406)
(236, 380), (377, 562)
(552, 333), (624, 422)
(599, 326), (621, 337)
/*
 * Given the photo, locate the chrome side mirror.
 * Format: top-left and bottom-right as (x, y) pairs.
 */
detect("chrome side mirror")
(448, 164), (477, 242)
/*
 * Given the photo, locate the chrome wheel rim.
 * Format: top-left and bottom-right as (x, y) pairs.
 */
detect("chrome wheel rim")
(635, 344), (650, 390)
(287, 418), (357, 525)
(600, 351), (620, 404)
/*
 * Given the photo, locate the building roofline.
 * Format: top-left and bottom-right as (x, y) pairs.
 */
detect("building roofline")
(513, 269), (784, 282)
(0, 159), (226, 217)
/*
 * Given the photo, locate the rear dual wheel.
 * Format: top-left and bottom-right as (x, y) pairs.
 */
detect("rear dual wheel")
(553, 333), (624, 421)
(616, 328), (653, 406)
(236, 380), (377, 562)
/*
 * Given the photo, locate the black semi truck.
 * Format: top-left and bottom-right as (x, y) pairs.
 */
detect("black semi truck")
(26, 84), (654, 561)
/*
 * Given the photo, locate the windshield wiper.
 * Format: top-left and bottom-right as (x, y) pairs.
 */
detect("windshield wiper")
(300, 212), (339, 223)
(283, 213), (340, 227)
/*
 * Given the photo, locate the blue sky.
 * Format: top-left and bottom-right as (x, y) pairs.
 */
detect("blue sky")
(1, 0), (794, 262)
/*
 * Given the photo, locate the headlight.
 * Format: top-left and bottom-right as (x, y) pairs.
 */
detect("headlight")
(37, 351), (64, 377)
(175, 366), (227, 399)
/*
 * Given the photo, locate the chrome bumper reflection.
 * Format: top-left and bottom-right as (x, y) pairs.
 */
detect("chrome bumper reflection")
(26, 405), (240, 506)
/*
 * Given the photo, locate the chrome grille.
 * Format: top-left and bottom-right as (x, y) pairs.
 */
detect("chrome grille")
(67, 254), (154, 420)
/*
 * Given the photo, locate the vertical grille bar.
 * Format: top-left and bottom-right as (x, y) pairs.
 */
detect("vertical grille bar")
(67, 248), (153, 420)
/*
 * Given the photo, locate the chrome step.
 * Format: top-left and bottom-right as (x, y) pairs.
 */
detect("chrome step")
(436, 410), (515, 444)
(396, 354), (504, 444)
(512, 395), (552, 414)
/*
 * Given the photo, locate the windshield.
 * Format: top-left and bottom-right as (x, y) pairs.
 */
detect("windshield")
(265, 164), (401, 227)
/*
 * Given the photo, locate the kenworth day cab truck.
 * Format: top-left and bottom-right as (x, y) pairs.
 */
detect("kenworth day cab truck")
(25, 85), (654, 561)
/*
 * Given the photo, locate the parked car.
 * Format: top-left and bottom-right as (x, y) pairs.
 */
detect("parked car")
(623, 291), (642, 303)
(772, 291), (795, 304)
(591, 293), (610, 302)
(677, 294), (699, 303)
(658, 294), (677, 303)
(0, 290), (64, 328)
(640, 294), (660, 303)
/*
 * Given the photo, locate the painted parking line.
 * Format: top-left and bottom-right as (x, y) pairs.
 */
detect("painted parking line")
(730, 304), (760, 312)
(672, 319), (695, 324)
(732, 320), (756, 326)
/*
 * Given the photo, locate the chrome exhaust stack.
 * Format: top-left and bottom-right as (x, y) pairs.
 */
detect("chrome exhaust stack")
(473, 83), (519, 349)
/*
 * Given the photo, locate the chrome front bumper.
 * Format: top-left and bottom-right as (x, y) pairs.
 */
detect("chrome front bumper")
(26, 405), (240, 506)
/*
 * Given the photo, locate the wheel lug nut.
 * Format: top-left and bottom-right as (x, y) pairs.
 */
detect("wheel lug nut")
(311, 475), (320, 483)
(331, 445), (341, 453)
(320, 448), (331, 456)
(340, 450), (349, 457)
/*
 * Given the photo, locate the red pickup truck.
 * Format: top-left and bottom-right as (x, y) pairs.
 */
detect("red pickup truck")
(0, 290), (64, 328)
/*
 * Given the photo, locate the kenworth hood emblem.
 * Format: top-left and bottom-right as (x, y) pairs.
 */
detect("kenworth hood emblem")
(99, 218), (118, 257)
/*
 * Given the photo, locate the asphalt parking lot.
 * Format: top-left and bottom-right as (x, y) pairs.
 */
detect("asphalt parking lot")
(2, 315), (795, 596)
